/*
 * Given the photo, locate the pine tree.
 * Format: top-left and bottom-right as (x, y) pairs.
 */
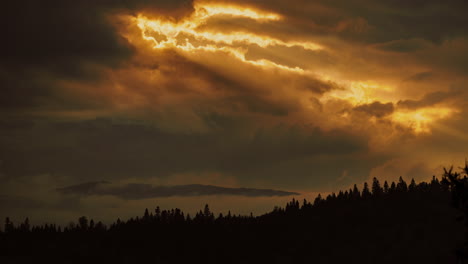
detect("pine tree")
(372, 177), (383, 197)
(337, 191), (344, 201)
(144, 208), (150, 219)
(302, 199), (311, 210)
(78, 216), (88, 230)
(314, 194), (323, 206)
(362, 182), (371, 199)
(397, 177), (408, 192)
(203, 204), (211, 217)
(431, 176), (439, 185)
(430, 176), (441, 192)
(155, 206), (161, 220)
(203, 204), (214, 222)
(383, 181), (389, 193)
(22, 218), (30, 232)
(4, 217), (14, 233)
(409, 178), (417, 192)
(352, 184), (361, 199)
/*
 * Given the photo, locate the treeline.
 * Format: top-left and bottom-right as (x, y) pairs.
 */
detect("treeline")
(0, 174), (465, 264)
(0, 176), (449, 233)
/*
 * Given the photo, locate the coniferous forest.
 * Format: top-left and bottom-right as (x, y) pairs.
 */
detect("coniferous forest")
(1, 167), (468, 264)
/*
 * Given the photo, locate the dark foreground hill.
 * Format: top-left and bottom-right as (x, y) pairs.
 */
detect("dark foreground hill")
(0, 176), (465, 264)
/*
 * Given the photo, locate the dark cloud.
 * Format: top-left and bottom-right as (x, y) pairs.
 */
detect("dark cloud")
(57, 182), (299, 199)
(397, 90), (460, 109)
(0, 195), (44, 209)
(330, 0), (468, 43)
(372, 39), (430, 53)
(0, 118), (366, 186)
(354, 101), (394, 117)
(404, 71), (434, 82)
(0, 0), (193, 112)
(1, 0), (193, 64)
(219, 0), (468, 43)
(225, 95), (291, 116)
(55, 181), (111, 196)
(2, 1), (130, 72)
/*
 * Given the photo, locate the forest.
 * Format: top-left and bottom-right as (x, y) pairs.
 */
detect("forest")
(1, 166), (467, 264)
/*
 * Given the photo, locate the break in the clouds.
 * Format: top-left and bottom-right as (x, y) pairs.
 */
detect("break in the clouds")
(1, 0), (467, 224)
(56, 181), (299, 199)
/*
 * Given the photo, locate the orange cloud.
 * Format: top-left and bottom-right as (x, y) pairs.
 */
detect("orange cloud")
(134, 2), (322, 73)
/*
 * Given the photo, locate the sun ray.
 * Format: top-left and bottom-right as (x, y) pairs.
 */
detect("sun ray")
(193, 2), (282, 21)
(134, 2), (322, 72)
(132, 2), (458, 135)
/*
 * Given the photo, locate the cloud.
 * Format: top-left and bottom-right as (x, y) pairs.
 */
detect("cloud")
(54, 181), (111, 196)
(0, 195), (44, 209)
(0, 118), (367, 189)
(404, 71), (434, 82)
(372, 39), (431, 53)
(354, 101), (394, 117)
(397, 90), (461, 109)
(56, 181), (299, 199)
(0, 0), (193, 112)
(216, 0), (468, 44)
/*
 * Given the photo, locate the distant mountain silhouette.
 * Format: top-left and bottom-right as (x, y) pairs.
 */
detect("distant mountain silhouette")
(2, 173), (467, 264)
(56, 182), (300, 199)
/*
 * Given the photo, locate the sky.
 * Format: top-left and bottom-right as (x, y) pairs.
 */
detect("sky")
(1, 0), (467, 225)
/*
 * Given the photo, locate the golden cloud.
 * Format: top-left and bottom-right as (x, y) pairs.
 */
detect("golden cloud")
(121, 1), (461, 136)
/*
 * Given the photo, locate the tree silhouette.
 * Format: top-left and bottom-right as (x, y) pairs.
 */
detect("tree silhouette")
(397, 176), (408, 192)
(352, 184), (360, 199)
(383, 181), (389, 193)
(389, 181), (397, 193)
(0, 175), (463, 263)
(314, 193), (323, 206)
(78, 216), (88, 230)
(372, 177), (383, 197)
(362, 182), (371, 199)
(4, 217), (13, 233)
(441, 164), (468, 260)
(144, 208), (150, 220)
(20, 218), (30, 232)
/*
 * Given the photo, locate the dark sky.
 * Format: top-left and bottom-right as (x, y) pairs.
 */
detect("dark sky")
(1, 0), (467, 224)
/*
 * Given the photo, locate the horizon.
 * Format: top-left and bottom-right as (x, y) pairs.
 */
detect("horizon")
(0, 175), (453, 226)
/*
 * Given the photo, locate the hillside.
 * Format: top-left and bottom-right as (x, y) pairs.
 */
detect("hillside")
(0, 177), (464, 264)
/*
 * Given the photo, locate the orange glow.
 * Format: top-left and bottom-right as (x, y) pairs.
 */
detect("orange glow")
(318, 80), (457, 133)
(134, 2), (321, 72)
(320, 81), (395, 105)
(390, 107), (456, 133)
(193, 2), (282, 21)
(130, 3), (458, 136)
